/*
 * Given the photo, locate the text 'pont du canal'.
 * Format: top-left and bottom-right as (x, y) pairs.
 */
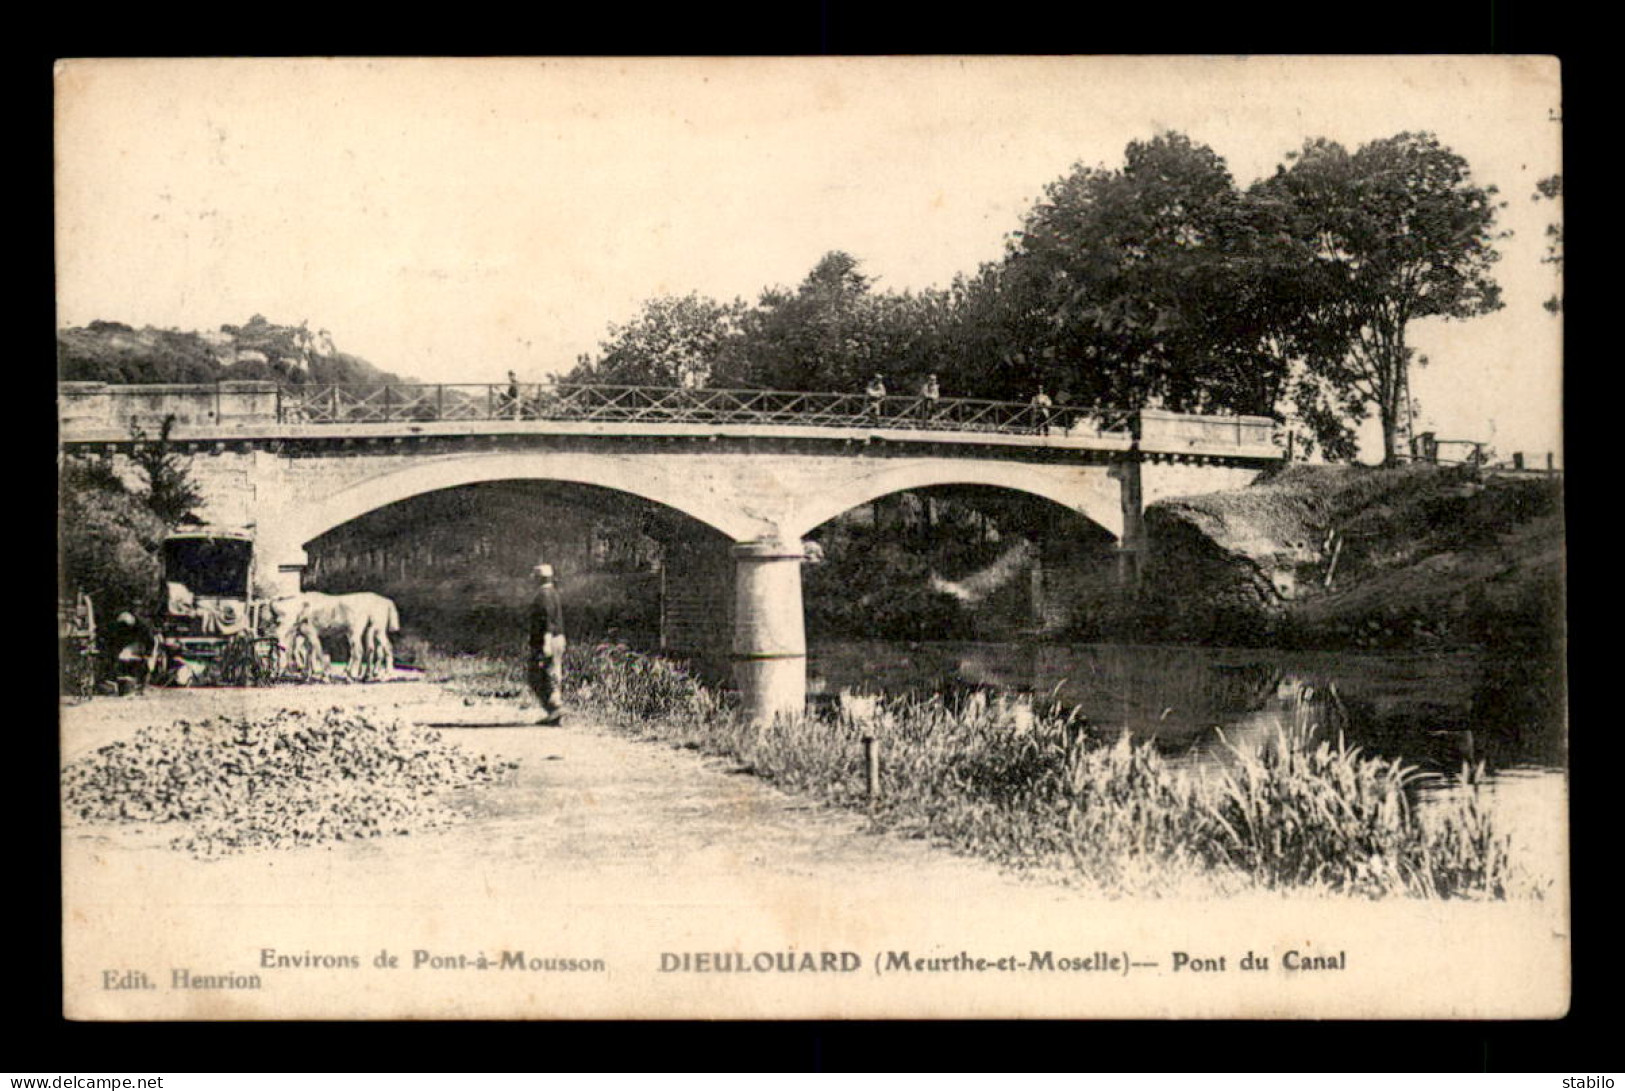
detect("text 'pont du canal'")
(658, 948), (1347, 976)
(100, 945), (1347, 991)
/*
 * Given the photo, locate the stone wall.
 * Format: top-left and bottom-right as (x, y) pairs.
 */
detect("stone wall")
(58, 381), (281, 433)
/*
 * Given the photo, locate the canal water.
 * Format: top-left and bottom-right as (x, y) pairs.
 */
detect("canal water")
(804, 640), (1569, 881)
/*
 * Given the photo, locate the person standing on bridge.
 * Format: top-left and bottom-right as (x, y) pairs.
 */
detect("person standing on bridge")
(1031, 386), (1054, 436)
(918, 373), (941, 426)
(505, 370), (524, 420)
(865, 373), (888, 425)
(528, 563), (567, 725)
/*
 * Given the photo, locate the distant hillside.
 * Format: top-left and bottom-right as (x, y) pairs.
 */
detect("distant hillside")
(57, 316), (409, 386)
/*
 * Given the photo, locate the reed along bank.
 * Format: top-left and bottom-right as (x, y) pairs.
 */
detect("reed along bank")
(426, 643), (1549, 901)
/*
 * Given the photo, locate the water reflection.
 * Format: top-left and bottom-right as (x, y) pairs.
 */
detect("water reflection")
(805, 640), (1569, 882)
(806, 640), (1567, 785)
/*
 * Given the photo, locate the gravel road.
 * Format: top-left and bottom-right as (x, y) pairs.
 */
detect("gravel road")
(61, 680), (1067, 910)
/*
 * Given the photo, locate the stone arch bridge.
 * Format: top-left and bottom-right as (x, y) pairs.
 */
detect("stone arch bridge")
(59, 381), (1280, 719)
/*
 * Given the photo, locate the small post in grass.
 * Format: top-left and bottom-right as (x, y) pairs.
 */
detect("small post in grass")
(863, 734), (881, 811)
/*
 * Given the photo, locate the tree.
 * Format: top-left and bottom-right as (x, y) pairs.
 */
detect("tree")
(1258, 132), (1505, 463)
(59, 457), (166, 617)
(573, 254), (962, 397)
(129, 414), (204, 524)
(570, 293), (747, 388)
(997, 133), (1288, 415)
(934, 263), (1048, 402)
(713, 251), (885, 392)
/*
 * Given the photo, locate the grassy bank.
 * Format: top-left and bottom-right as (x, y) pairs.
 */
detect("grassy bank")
(425, 644), (1543, 900)
(1137, 463), (1565, 651)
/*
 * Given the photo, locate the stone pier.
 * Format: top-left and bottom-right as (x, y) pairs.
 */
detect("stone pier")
(730, 539), (808, 724)
(1111, 460), (1146, 587)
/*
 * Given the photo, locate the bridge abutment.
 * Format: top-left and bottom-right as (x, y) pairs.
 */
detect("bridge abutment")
(731, 539), (808, 725)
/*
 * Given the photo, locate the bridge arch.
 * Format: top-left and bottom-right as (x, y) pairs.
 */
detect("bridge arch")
(783, 459), (1127, 542)
(258, 450), (770, 568)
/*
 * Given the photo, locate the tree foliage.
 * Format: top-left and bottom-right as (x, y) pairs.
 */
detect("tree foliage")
(129, 414), (204, 525)
(578, 253), (962, 399)
(713, 251), (885, 391)
(1255, 132), (1505, 462)
(569, 293), (748, 388)
(996, 133), (1282, 413)
(58, 458), (166, 617)
(57, 316), (404, 386)
(1534, 173), (1563, 315)
(570, 131), (1503, 465)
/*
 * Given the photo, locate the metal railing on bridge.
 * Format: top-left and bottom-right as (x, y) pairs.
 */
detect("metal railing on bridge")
(274, 382), (1135, 437)
(57, 380), (1282, 456)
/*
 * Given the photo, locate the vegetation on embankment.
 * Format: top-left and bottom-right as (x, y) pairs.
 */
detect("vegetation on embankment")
(58, 458), (167, 616)
(1128, 463), (1565, 651)
(424, 644), (1544, 900)
(58, 315), (404, 386)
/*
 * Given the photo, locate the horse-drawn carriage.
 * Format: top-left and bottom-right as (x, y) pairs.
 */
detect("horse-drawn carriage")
(151, 524), (282, 686)
(65, 522), (400, 691)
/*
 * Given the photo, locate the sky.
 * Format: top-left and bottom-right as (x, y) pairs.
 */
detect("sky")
(55, 56), (1563, 463)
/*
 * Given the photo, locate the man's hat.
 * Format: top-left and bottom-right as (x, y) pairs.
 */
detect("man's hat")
(533, 563), (554, 578)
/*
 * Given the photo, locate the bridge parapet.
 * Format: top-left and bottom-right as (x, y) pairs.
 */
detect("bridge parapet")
(59, 380), (280, 434)
(1138, 408), (1278, 459)
(58, 382), (1282, 464)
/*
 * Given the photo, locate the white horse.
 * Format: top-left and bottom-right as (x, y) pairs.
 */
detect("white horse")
(270, 591), (400, 681)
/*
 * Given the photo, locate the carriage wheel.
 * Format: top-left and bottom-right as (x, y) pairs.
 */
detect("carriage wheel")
(219, 634), (271, 686)
(216, 638), (240, 686)
(146, 640), (173, 688)
(252, 638), (282, 685)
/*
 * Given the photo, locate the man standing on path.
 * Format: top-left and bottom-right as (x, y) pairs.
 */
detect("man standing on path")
(528, 563), (567, 725)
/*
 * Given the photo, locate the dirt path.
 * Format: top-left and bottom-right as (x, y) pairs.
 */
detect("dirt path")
(58, 681), (1569, 1020)
(62, 680), (1073, 915)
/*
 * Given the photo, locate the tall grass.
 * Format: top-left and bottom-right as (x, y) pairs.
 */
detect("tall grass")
(431, 643), (1539, 899)
(420, 648), (527, 699)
